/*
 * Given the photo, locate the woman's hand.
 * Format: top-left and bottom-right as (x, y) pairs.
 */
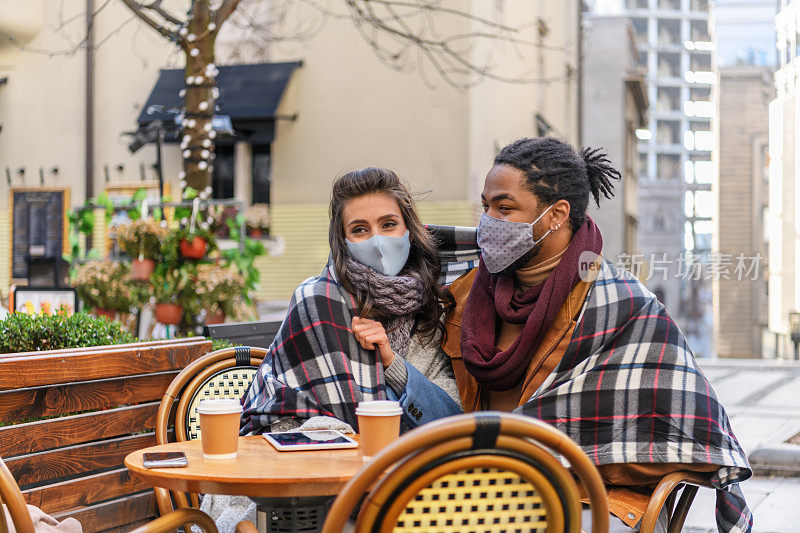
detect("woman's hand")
(351, 316), (395, 368)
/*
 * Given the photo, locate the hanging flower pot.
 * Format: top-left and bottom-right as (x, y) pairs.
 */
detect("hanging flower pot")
(204, 308), (226, 325)
(155, 303), (183, 325)
(248, 227), (264, 239)
(93, 308), (116, 321)
(130, 258), (155, 281)
(180, 237), (208, 259)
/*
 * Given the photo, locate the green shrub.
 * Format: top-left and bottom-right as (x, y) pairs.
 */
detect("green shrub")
(0, 312), (137, 354)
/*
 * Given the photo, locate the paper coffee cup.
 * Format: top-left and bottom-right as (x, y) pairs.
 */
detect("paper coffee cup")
(356, 400), (403, 459)
(197, 399), (242, 460)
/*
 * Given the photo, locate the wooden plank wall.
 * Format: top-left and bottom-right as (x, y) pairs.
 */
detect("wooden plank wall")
(0, 337), (212, 532)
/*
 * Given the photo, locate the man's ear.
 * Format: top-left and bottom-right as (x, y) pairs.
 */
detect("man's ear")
(551, 199), (571, 230)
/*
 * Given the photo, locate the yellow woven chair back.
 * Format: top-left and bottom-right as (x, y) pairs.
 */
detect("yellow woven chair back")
(322, 412), (610, 533)
(184, 365), (258, 440)
(394, 466), (549, 532)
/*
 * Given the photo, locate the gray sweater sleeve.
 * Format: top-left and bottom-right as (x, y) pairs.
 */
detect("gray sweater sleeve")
(392, 335), (462, 408)
(384, 355), (409, 395)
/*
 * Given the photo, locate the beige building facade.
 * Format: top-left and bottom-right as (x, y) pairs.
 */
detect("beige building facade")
(0, 1), (581, 302)
(714, 66), (772, 358)
(768, 0), (800, 358)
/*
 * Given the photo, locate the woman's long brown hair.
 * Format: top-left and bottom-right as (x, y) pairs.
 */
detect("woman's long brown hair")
(329, 167), (454, 342)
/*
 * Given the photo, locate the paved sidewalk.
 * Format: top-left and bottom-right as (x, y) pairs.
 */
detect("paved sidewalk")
(682, 359), (800, 532)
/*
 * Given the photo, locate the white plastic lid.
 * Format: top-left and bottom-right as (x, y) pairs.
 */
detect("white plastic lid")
(196, 398), (243, 415)
(355, 400), (403, 416)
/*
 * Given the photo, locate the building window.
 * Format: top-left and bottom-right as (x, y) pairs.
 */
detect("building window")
(690, 0), (708, 12)
(690, 87), (711, 102)
(690, 20), (709, 42)
(657, 19), (681, 47)
(657, 52), (681, 78)
(658, 0), (680, 11)
(657, 120), (681, 145)
(657, 86), (681, 112)
(690, 52), (711, 72)
(252, 144), (271, 204)
(653, 215), (665, 232)
(212, 143), (235, 199)
(632, 18), (649, 46)
(638, 152), (649, 180)
(657, 153), (681, 180)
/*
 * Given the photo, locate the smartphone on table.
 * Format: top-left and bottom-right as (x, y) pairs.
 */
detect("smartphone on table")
(143, 451), (188, 468)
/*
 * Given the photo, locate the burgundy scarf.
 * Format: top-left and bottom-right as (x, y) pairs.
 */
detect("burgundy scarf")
(461, 219), (603, 391)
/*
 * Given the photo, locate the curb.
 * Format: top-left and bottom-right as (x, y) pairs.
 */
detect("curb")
(748, 444), (800, 477)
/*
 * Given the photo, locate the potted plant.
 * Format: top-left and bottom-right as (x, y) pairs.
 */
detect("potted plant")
(151, 266), (190, 325)
(113, 218), (168, 281)
(73, 261), (138, 319)
(174, 224), (217, 260)
(194, 263), (246, 324)
(244, 203), (270, 238)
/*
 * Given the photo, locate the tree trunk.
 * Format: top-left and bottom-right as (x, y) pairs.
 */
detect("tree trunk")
(181, 0), (217, 193)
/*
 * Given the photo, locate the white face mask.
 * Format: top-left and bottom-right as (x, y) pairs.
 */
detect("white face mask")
(345, 230), (411, 277)
(476, 204), (555, 274)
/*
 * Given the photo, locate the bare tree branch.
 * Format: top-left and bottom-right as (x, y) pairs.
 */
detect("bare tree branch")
(143, 0), (183, 26)
(215, 0), (243, 28)
(119, 0), (175, 41)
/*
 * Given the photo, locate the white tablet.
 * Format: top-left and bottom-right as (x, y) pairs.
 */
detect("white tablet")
(263, 430), (359, 451)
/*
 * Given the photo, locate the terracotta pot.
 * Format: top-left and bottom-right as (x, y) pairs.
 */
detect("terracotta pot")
(249, 228), (264, 238)
(130, 258), (155, 281)
(205, 308), (226, 325)
(155, 303), (183, 325)
(180, 237), (208, 259)
(93, 308), (116, 321)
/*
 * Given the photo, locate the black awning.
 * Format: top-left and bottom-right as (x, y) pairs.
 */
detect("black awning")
(137, 61), (301, 143)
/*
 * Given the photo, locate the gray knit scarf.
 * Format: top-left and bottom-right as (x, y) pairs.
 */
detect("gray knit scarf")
(345, 257), (425, 359)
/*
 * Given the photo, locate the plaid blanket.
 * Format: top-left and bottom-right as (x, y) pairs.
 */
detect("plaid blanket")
(518, 259), (752, 532)
(240, 226), (480, 434)
(240, 263), (388, 433)
(432, 225), (752, 532)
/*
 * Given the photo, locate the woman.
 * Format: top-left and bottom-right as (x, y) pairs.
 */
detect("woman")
(240, 167), (462, 435)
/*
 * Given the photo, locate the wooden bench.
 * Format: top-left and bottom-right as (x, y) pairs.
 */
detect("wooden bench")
(0, 336), (212, 532)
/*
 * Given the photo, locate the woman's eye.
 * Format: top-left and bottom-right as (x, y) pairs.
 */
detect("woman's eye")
(351, 227), (366, 234)
(383, 220), (398, 229)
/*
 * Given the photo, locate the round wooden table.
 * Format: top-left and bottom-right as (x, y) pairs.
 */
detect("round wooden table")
(125, 435), (365, 498)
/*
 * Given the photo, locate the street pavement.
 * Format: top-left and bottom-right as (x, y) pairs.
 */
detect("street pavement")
(684, 358), (800, 532)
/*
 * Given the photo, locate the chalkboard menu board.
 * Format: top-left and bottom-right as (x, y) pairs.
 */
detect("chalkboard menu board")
(11, 189), (69, 281)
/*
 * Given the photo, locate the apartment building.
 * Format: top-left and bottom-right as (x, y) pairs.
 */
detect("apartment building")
(594, 0), (715, 355)
(768, 0), (800, 358)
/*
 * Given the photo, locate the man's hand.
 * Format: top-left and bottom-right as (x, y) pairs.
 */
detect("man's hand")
(351, 316), (395, 368)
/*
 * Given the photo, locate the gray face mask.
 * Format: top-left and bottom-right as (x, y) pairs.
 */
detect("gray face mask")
(476, 204), (555, 274)
(346, 230), (411, 277)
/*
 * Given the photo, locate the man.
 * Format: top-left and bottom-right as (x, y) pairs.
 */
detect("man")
(439, 137), (752, 532)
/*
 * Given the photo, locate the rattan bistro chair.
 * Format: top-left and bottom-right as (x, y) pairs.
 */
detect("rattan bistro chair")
(323, 412), (609, 533)
(0, 456), (218, 533)
(641, 470), (714, 533)
(153, 346), (269, 515)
